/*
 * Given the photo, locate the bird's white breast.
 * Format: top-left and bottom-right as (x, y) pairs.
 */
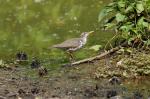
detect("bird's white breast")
(81, 36), (87, 45)
(68, 36), (87, 51)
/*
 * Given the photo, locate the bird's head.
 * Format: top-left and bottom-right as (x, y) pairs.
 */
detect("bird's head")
(80, 31), (94, 38)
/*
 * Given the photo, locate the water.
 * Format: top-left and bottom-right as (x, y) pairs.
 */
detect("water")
(0, 0), (112, 63)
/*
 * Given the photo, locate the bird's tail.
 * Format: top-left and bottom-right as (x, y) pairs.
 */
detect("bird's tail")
(48, 44), (59, 50)
(52, 44), (60, 48)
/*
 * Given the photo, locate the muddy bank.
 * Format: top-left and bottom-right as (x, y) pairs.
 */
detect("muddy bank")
(0, 64), (149, 99)
(0, 50), (150, 99)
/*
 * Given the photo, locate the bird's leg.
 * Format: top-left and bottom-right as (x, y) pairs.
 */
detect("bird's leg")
(66, 51), (75, 63)
(70, 52), (75, 62)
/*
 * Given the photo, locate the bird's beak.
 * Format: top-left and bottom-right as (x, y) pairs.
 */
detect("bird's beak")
(88, 31), (94, 35)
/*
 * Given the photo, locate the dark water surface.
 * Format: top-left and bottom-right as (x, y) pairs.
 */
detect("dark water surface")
(0, 0), (111, 61)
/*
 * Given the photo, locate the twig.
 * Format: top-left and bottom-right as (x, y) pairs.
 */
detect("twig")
(104, 30), (119, 50)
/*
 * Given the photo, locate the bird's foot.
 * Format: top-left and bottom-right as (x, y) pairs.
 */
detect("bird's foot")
(69, 57), (75, 63)
(71, 60), (75, 63)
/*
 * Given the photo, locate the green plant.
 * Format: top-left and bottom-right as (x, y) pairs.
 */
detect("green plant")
(98, 0), (150, 47)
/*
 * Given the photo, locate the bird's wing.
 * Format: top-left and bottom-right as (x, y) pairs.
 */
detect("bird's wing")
(53, 38), (81, 48)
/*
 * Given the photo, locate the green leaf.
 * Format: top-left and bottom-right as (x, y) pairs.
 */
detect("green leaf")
(137, 17), (149, 28)
(144, 39), (150, 45)
(89, 45), (102, 51)
(125, 5), (134, 13)
(120, 24), (133, 32)
(143, 22), (149, 27)
(107, 2), (116, 7)
(136, 2), (144, 13)
(104, 23), (115, 29)
(118, 1), (125, 8)
(116, 13), (126, 22)
(98, 7), (113, 22)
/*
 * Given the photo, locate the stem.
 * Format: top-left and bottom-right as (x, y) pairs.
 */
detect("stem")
(104, 30), (119, 50)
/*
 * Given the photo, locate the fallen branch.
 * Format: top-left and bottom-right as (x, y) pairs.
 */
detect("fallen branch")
(62, 41), (127, 67)
(62, 46), (120, 67)
(72, 46), (120, 65)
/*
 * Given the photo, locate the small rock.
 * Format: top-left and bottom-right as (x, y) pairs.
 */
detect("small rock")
(31, 58), (40, 69)
(108, 76), (121, 85)
(18, 89), (26, 95)
(16, 51), (28, 61)
(38, 66), (48, 77)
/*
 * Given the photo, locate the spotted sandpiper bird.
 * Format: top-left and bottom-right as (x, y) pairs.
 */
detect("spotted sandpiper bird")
(53, 31), (94, 62)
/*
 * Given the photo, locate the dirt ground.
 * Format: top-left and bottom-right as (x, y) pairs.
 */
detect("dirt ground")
(0, 58), (149, 99)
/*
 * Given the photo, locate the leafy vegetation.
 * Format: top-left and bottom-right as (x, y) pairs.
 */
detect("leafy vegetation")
(98, 0), (150, 47)
(95, 0), (150, 78)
